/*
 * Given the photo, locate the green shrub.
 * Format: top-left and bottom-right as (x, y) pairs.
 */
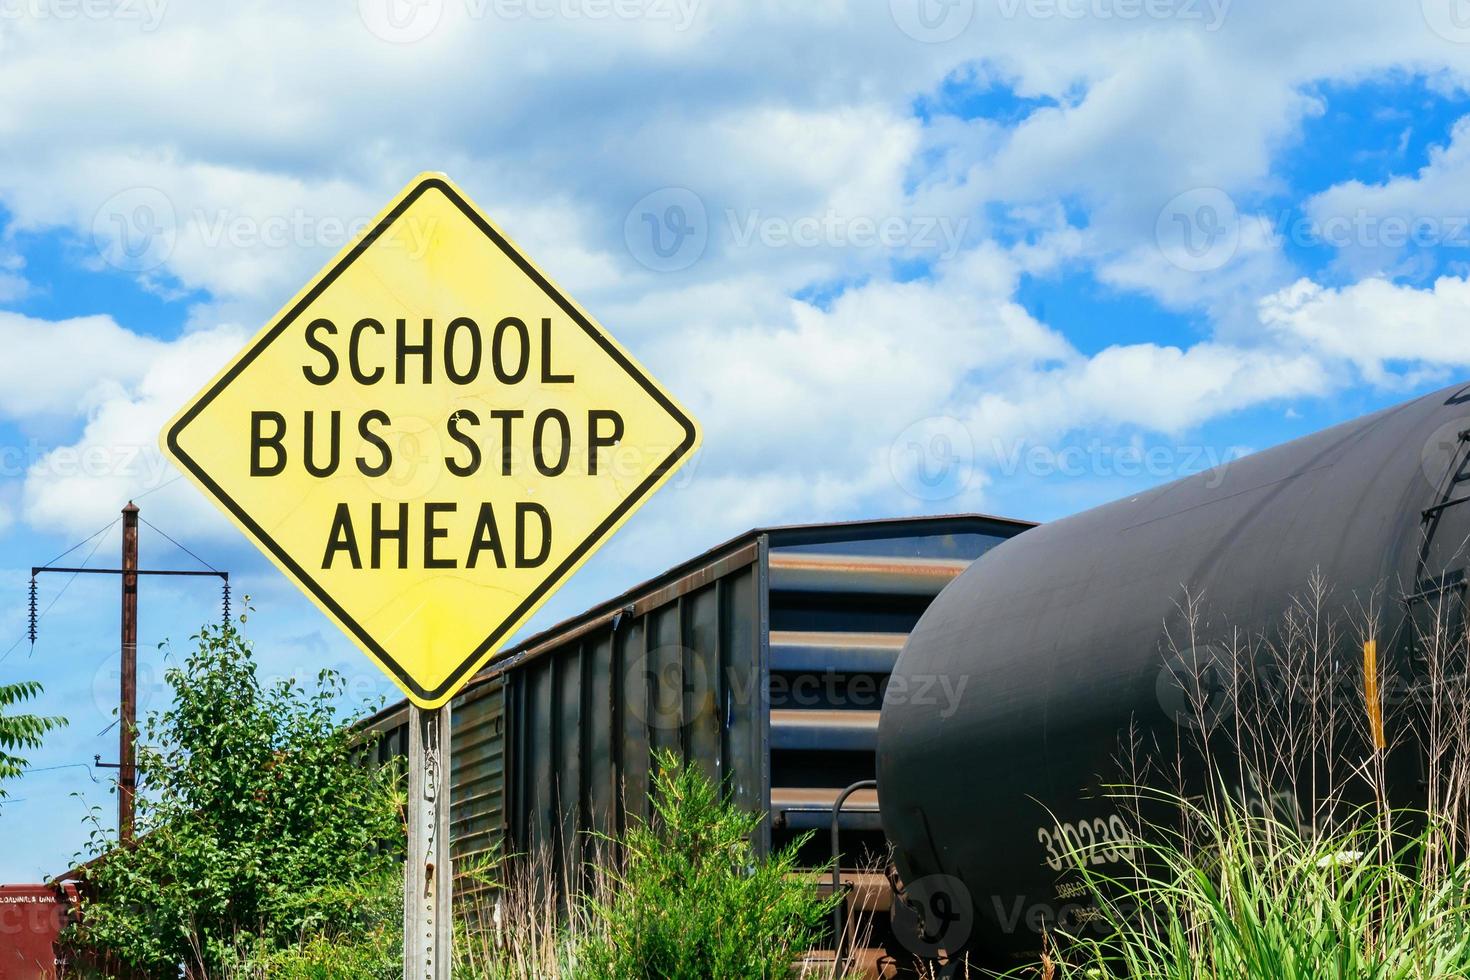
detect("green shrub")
(66, 616), (404, 977)
(574, 750), (838, 980)
(217, 874), (402, 979)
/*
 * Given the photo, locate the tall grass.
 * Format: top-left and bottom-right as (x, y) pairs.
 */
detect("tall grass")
(1038, 793), (1470, 979)
(1022, 570), (1470, 978)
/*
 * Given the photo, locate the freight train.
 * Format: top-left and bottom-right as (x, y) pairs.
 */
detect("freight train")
(364, 381), (1470, 974)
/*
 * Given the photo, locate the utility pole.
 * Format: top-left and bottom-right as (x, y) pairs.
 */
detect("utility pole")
(119, 503), (139, 844)
(30, 502), (229, 845)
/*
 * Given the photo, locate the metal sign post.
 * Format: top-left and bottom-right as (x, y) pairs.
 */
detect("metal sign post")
(404, 703), (452, 977)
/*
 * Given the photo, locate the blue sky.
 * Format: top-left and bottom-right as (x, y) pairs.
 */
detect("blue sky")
(6, 0), (1470, 879)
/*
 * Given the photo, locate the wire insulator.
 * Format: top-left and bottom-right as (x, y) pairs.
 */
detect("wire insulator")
(27, 576), (37, 645)
(221, 579), (231, 627)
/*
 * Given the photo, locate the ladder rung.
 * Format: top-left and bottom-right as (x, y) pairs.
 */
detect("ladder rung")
(1404, 570), (1468, 606)
(1424, 495), (1470, 520)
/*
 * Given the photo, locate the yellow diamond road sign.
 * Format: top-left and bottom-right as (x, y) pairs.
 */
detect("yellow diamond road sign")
(161, 173), (700, 708)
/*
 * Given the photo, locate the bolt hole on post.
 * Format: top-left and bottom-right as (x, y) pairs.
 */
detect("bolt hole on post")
(246, 313), (627, 573)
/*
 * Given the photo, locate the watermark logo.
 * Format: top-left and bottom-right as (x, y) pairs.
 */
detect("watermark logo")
(624, 188), (969, 271)
(889, 416), (975, 502)
(92, 186), (176, 274)
(996, 0), (1229, 29)
(359, 0), (700, 43)
(726, 209), (967, 258)
(92, 658), (165, 722)
(1423, 0), (1470, 44)
(1156, 187), (1239, 273)
(0, 0), (167, 30)
(990, 437), (1246, 488)
(1420, 417), (1470, 492)
(622, 644), (715, 731)
(90, 188), (442, 276)
(889, 0), (974, 42)
(358, 0), (444, 43)
(892, 873), (974, 958)
(624, 187), (708, 273)
(1156, 643), (1233, 732)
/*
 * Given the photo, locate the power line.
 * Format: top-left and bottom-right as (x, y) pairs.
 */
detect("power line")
(139, 516), (220, 573)
(131, 473), (182, 502)
(21, 763), (99, 783)
(37, 517), (120, 571)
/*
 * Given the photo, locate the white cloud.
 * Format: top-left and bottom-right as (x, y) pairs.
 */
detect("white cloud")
(0, 311), (162, 417)
(21, 325), (245, 539)
(1260, 275), (1470, 386)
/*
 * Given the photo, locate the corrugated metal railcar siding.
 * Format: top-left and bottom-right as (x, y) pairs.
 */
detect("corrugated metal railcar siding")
(685, 582), (721, 786)
(449, 679), (506, 875)
(722, 560), (763, 822)
(618, 615), (651, 830)
(503, 557), (764, 867)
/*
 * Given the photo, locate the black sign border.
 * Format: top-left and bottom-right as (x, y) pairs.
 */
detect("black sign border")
(166, 176), (698, 703)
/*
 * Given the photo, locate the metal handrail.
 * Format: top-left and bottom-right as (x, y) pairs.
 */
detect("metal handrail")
(830, 778), (879, 972)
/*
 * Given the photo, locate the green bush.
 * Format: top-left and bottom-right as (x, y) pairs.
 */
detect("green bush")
(66, 616), (404, 977)
(217, 874), (402, 979)
(574, 750), (838, 980)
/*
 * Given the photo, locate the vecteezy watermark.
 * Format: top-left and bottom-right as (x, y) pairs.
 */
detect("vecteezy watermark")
(1278, 209), (1470, 251)
(889, 417), (977, 503)
(889, 418), (1246, 503)
(1422, 0), (1470, 44)
(90, 187), (440, 274)
(1156, 643), (1233, 732)
(726, 209), (968, 259)
(624, 187), (708, 273)
(357, 0), (700, 43)
(989, 893), (1114, 937)
(358, 0), (443, 43)
(623, 647), (971, 731)
(996, 0), (1230, 29)
(0, 898), (68, 937)
(889, 0), (975, 43)
(1421, 416), (1470, 492)
(1159, 186), (1470, 273)
(891, 874), (975, 959)
(92, 187), (177, 275)
(0, 0), (167, 30)
(0, 439), (174, 484)
(991, 438), (1246, 488)
(769, 670), (970, 718)
(1156, 187), (1240, 273)
(621, 644), (715, 731)
(623, 187), (970, 272)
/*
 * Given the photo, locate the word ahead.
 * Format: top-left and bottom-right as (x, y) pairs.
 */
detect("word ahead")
(162, 174), (700, 707)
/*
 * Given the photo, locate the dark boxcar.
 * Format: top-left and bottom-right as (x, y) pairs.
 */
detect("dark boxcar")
(360, 514), (1032, 888)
